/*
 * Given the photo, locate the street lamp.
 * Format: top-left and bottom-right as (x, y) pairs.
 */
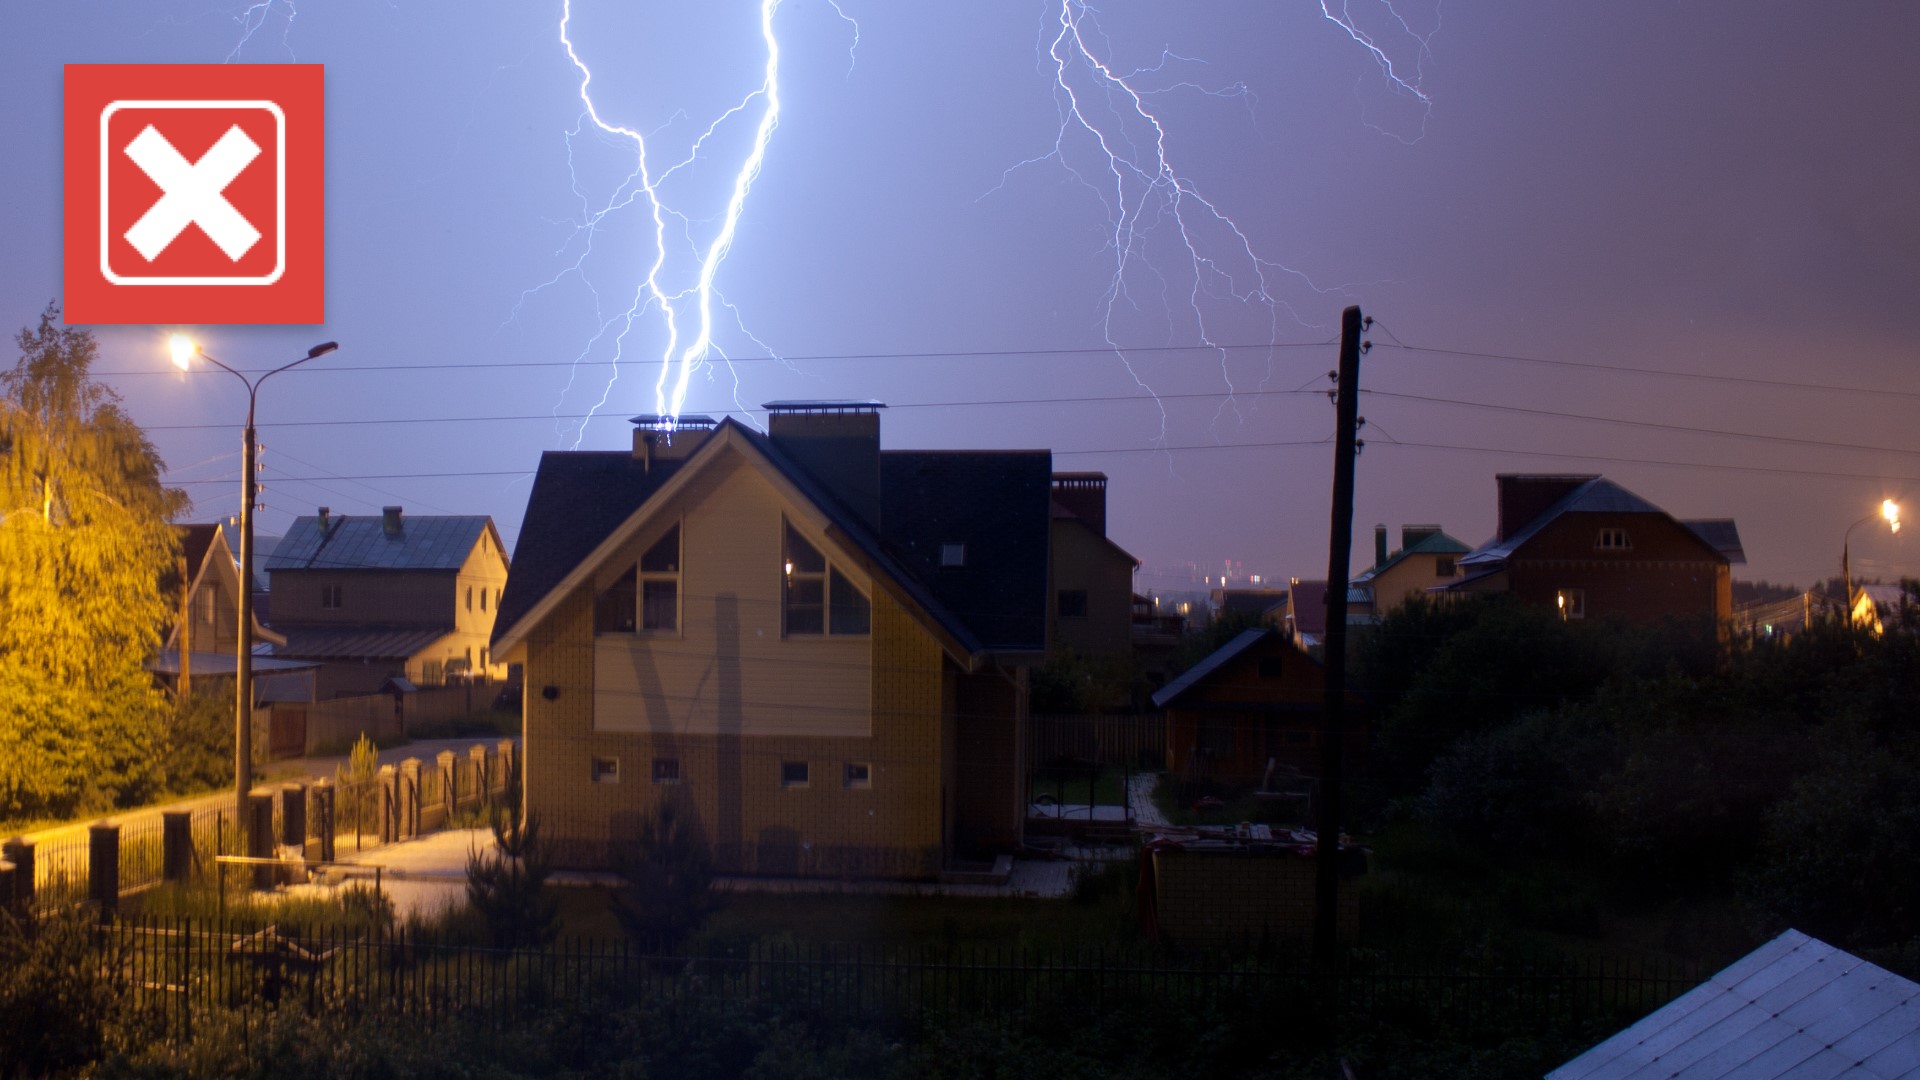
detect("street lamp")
(1842, 499), (1901, 627)
(170, 334), (339, 853)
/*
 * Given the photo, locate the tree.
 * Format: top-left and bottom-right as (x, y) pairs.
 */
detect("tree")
(465, 757), (558, 948)
(0, 305), (186, 821)
(608, 797), (721, 950)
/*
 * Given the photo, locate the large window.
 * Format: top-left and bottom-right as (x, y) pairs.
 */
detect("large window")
(783, 522), (870, 636)
(594, 566), (637, 634)
(640, 525), (680, 632)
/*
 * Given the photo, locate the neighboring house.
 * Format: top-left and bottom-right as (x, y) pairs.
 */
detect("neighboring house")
(1047, 472), (1138, 658)
(1551, 929), (1920, 1078)
(491, 403), (1051, 879)
(1209, 587), (1289, 626)
(1279, 579), (1370, 653)
(1352, 524), (1469, 619)
(1152, 627), (1365, 784)
(164, 521), (285, 664)
(1439, 474), (1744, 627)
(266, 507), (510, 699)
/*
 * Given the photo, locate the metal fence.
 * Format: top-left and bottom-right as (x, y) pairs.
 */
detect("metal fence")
(96, 917), (1703, 1041)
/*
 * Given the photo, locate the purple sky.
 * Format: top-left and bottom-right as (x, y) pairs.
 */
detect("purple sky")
(4, 2), (1915, 594)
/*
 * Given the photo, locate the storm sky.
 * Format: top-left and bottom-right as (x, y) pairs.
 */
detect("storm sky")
(4, 1), (1915, 593)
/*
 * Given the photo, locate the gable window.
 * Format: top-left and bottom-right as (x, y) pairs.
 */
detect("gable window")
(480, 589), (487, 612)
(320, 584), (343, 610)
(783, 521), (870, 636)
(1596, 528), (1632, 551)
(594, 566), (637, 634)
(1057, 590), (1089, 618)
(780, 760), (810, 787)
(197, 587), (217, 625)
(641, 524), (681, 632)
(1556, 588), (1586, 621)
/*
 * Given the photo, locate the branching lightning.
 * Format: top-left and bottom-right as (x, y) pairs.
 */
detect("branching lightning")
(996, 0), (1438, 443)
(539, 0), (821, 445)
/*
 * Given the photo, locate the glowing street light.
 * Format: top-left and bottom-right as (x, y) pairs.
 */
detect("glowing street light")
(1843, 499), (1902, 628)
(169, 334), (339, 854)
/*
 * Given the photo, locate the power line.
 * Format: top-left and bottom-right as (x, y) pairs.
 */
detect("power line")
(1368, 437), (1920, 482)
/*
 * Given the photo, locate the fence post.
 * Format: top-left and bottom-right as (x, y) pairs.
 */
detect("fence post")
(162, 811), (193, 882)
(281, 782), (308, 851)
(378, 764), (398, 842)
(400, 758), (422, 837)
(437, 750), (457, 817)
(2, 838), (33, 914)
(88, 822), (120, 915)
(314, 780), (336, 863)
(470, 744), (490, 809)
(497, 739), (515, 794)
(248, 790), (275, 889)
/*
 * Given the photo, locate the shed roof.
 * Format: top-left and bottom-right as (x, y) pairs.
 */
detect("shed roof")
(1550, 930), (1920, 1079)
(1151, 627), (1272, 709)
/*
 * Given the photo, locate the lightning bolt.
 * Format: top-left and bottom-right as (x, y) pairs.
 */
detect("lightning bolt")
(1319, 0), (1439, 143)
(543, 0), (819, 444)
(996, 0), (1437, 444)
(224, 0), (300, 62)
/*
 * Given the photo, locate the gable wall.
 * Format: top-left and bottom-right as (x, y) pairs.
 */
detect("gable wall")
(1510, 512), (1727, 624)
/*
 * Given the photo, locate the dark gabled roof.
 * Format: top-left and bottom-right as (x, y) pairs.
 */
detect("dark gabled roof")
(493, 421), (1052, 658)
(1152, 627), (1272, 709)
(1355, 529), (1470, 583)
(1550, 929), (1920, 1079)
(267, 514), (494, 574)
(493, 451), (686, 647)
(179, 523), (220, 576)
(1683, 518), (1747, 565)
(880, 450), (1051, 652)
(1461, 477), (1725, 568)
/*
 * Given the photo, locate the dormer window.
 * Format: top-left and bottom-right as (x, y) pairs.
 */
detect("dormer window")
(783, 521), (871, 636)
(1596, 528), (1631, 551)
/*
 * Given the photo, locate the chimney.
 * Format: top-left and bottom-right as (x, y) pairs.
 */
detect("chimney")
(382, 506), (403, 537)
(1496, 475), (1597, 540)
(763, 401), (884, 529)
(1401, 524), (1442, 550)
(317, 506), (329, 531)
(1051, 473), (1108, 535)
(1374, 525), (1388, 569)
(630, 414), (718, 472)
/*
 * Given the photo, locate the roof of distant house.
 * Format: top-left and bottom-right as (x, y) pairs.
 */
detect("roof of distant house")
(1683, 518), (1748, 564)
(1151, 627), (1272, 709)
(494, 420), (1052, 660)
(1461, 477), (1738, 567)
(267, 514), (497, 573)
(1550, 929), (1920, 1079)
(273, 626), (453, 661)
(1355, 529), (1470, 583)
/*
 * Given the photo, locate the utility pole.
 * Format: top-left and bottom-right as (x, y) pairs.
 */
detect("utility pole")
(1314, 304), (1366, 971)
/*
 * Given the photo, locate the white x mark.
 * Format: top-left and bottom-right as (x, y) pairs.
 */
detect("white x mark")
(122, 124), (262, 263)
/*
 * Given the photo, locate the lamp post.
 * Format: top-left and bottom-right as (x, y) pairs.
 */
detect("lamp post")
(170, 335), (339, 852)
(1842, 499), (1901, 627)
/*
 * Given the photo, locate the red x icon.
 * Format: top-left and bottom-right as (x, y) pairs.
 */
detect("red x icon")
(64, 64), (325, 325)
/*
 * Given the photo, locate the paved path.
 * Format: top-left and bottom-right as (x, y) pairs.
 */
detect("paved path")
(1127, 770), (1170, 827)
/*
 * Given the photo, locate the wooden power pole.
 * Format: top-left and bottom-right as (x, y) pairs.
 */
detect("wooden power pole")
(1314, 304), (1365, 970)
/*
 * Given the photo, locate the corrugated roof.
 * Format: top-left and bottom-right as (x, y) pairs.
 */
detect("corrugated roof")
(267, 514), (493, 573)
(275, 626), (450, 660)
(1550, 930), (1920, 1079)
(1684, 518), (1747, 565)
(1151, 628), (1271, 709)
(1355, 528), (1470, 582)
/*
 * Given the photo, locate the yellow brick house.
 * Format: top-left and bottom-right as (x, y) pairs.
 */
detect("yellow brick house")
(492, 403), (1051, 879)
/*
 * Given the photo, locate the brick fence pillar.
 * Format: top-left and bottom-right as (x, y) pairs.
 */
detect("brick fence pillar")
(247, 790), (275, 889)
(378, 764), (398, 843)
(281, 783), (307, 849)
(399, 758), (422, 838)
(497, 739), (516, 791)
(437, 750), (458, 816)
(470, 744), (490, 807)
(313, 780), (336, 863)
(162, 811), (193, 883)
(2, 838), (33, 914)
(88, 822), (120, 914)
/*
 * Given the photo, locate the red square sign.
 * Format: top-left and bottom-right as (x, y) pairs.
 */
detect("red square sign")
(64, 64), (324, 325)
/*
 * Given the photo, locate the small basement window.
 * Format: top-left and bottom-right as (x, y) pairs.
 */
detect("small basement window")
(591, 757), (620, 784)
(651, 758), (680, 785)
(780, 761), (809, 788)
(844, 762), (872, 789)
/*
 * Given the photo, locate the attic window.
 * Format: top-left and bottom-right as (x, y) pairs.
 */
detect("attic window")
(1596, 528), (1631, 551)
(640, 524), (680, 633)
(783, 521), (870, 636)
(594, 566), (637, 635)
(940, 543), (966, 568)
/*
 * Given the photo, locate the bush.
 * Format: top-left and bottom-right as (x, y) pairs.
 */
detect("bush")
(609, 797), (721, 950)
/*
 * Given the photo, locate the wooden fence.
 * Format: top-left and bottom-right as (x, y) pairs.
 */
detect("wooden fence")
(1029, 713), (1165, 767)
(299, 684), (495, 755)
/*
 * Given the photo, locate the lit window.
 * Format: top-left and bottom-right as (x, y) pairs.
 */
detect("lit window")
(1057, 590), (1089, 618)
(1596, 528), (1632, 551)
(641, 524), (680, 632)
(652, 758), (680, 785)
(592, 757), (620, 784)
(783, 521), (870, 636)
(844, 762), (871, 788)
(781, 761), (809, 787)
(594, 566), (637, 634)
(1556, 588), (1586, 620)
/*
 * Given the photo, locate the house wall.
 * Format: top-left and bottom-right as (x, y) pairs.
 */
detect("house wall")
(1509, 512), (1727, 626)
(523, 473), (952, 878)
(1047, 518), (1134, 657)
(946, 665), (1026, 858)
(271, 568), (457, 626)
(1163, 639), (1364, 782)
(451, 528), (510, 680)
(1151, 847), (1358, 947)
(1369, 552), (1459, 614)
